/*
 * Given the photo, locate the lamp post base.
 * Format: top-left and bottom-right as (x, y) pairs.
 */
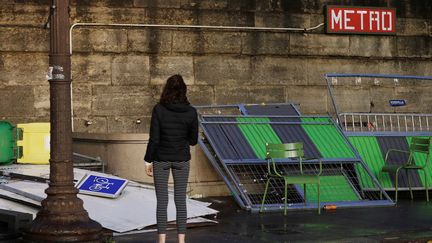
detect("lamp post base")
(24, 216), (102, 242)
(23, 188), (103, 242)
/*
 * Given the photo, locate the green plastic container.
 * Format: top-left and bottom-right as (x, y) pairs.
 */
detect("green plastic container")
(0, 121), (15, 164)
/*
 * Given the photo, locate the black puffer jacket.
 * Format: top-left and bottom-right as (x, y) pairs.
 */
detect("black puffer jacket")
(144, 103), (198, 162)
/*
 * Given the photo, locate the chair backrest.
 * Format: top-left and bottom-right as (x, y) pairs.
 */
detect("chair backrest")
(266, 142), (304, 159)
(409, 137), (431, 154)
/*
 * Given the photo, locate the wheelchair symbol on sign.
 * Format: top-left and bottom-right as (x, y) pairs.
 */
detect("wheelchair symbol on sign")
(89, 177), (114, 192)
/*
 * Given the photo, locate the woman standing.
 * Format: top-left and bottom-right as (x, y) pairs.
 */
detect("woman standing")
(144, 74), (198, 243)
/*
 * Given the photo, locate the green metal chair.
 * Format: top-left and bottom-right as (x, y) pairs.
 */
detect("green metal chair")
(380, 137), (431, 202)
(260, 142), (323, 215)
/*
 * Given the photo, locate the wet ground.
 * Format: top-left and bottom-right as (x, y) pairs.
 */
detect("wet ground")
(114, 194), (432, 243)
(1, 193), (432, 243)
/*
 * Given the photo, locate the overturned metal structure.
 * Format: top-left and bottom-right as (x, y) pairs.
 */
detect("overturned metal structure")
(326, 74), (432, 192)
(198, 103), (394, 212)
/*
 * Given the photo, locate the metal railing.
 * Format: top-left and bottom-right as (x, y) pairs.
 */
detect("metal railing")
(339, 112), (432, 132)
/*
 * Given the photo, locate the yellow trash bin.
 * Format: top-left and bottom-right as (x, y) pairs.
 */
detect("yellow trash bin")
(17, 123), (50, 164)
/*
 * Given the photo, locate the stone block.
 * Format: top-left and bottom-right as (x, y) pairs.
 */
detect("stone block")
(393, 86), (421, 113)
(127, 29), (150, 53)
(112, 55), (150, 85)
(252, 57), (308, 85)
(72, 84), (92, 116)
(226, 0), (256, 11)
(287, 85), (328, 114)
(306, 58), (380, 86)
(189, 145), (222, 183)
(198, 10), (254, 26)
(150, 56), (194, 85)
(331, 86), (371, 113)
(33, 85), (50, 117)
(418, 86), (432, 113)
(71, 54), (111, 84)
(172, 30), (202, 54)
(390, 1), (432, 19)
(127, 29), (172, 54)
(134, 0), (180, 8)
(254, 12), (310, 28)
(73, 0), (134, 7)
(0, 86), (35, 117)
(194, 56), (251, 85)
(349, 36), (397, 58)
(92, 85), (154, 116)
(393, 85), (432, 113)
(369, 87), (395, 113)
(0, 27), (48, 52)
(429, 19), (432, 37)
(397, 36), (431, 58)
(73, 6), (117, 22)
(149, 85), (164, 101)
(378, 60), (432, 78)
(290, 33), (350, 56)
(73, 117), (108, 133)
(255, 0), (306, 12)
(309, 13), (325, 27)
(201, 31), (242, 54)
(147, 9), (196, 25)
(107, 116), (151, 133)
(181, 0), (228, 10)
(187, 85), (214, 105)
(73, 6), (148, 23)
(241, 32), (290, 55)
(0, 53), (48, 86)
(73, 29), (128, 53)
(215, 85), (285, 104)
(2, 0), (50, 4)
(0, 5), (48, 25)
(396, 18), (429, 36)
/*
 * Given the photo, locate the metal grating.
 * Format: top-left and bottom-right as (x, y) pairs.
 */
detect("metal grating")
(199, 114), (394, 212)
(243, 103), (300, 116)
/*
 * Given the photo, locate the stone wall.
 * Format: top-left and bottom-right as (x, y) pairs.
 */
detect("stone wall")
(0, 0), (431, 132)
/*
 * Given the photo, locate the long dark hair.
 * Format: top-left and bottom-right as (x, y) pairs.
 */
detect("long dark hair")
(159, 74), (189, 105)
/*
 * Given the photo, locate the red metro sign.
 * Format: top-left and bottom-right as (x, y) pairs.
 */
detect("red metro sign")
(326, 6), (396, 34)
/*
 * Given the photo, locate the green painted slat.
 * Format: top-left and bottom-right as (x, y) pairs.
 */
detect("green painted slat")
(406, 136), (432, 188)
(300, 175), (359, 202)
(237, 117), (282, 159)
(349, 137), (392, 189)
(301, 118), (355, 158)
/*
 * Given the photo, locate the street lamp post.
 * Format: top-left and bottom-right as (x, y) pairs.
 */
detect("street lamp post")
(24, 0), (103, 242)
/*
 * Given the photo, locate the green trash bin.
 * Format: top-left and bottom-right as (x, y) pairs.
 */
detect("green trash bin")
(0, 121), (16, 165)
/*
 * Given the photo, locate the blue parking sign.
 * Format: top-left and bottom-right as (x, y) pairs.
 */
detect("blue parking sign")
(76, 174), (128, 198)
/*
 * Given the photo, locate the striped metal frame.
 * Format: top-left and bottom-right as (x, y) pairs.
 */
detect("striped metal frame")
(198, 111), (394, 212)
(325, 73), (432, 192)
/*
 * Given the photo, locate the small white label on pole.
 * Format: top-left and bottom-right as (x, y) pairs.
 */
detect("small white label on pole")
(331, 77), (338, 85)
(373, 78), (380, 85)
(355, 77), (361, 85)
(46, 66), (53, 80)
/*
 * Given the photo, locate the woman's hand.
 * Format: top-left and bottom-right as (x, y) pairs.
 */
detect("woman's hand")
(145, 163), (153, 177)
